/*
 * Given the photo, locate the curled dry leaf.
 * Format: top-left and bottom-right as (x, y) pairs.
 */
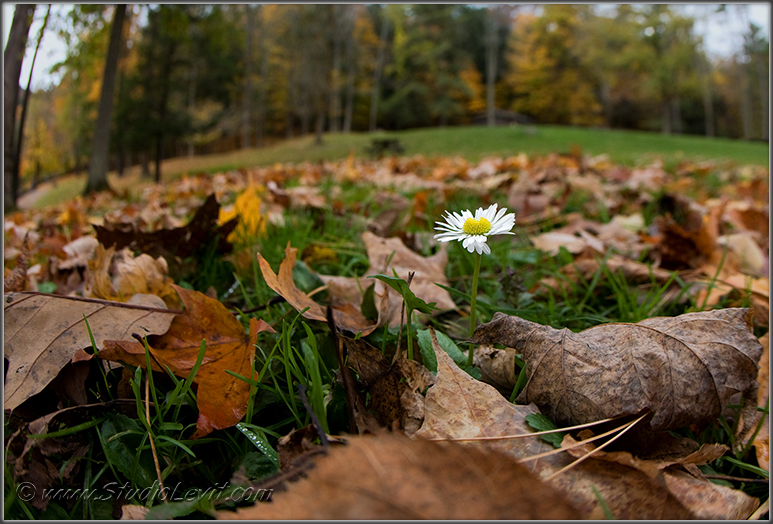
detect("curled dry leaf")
(257, 242), (384, 336)
(341, 335), (434, 433)
(86, 244), (180, 309)
(416, 329), (759, 519)
(361, 231), (455, 326)
(217, 431), (580, 520)
(98, 285), (274, 438)
(4, 293), (177, 411)
(473, 343), (518, 396)
(470, 308), (763, 434)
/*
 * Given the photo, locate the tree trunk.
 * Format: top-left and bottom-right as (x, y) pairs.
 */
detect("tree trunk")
(755, 59), (768, 140)
(698, 57), (715, 137)
(343, 53), (356, 133)
(660, 99), (672, 135)
(14, 5), (50, 199)
(485, 6), (498, 127)
(85, 4), (127, 195)
(328, 6), (342, 133)
(369, 12), (389, 132)
(187, 60), (198, 157)
(241, 4), (254, 149)
(739, 63), (753, 139)
(256, 7), (268, 146)
(154, 38), (177, 182)
(4, 4), (35, 212)
(314, 105), (325, 145)
(671, 97), (682, 134)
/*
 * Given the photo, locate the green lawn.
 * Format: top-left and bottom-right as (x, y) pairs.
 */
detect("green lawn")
(29, 124), (769, 209)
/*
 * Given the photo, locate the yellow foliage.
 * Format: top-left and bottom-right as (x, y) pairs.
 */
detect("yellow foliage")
(219, 184), (268, 243)
(458, 65), (486, 114)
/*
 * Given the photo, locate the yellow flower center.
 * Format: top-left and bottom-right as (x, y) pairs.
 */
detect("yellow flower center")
(463, 217), (491, 236)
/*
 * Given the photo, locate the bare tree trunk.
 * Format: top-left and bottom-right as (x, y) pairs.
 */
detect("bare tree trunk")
(485, 6), (498, 127)
(328, 6), (342, 133)
(756, 60), (768, 140)
(698, 57), (715, 137)
(343, 55), (356, 133)
(187, 60), (198, 157)
(241, 4), (254, 149)
(4, 4), (34, 212)
(85, 4), (127, 194)
(14, 5), (50, 197)
(661, 99), (672, 135)
(314, 105), (325, 145)
(671, 97), (682, 134)
(369, 12), (389, 132)
(256, 6), (268, 146)
(739, 61), (754, 139)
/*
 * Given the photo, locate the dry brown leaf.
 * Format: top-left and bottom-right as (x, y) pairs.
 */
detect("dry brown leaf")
(470, 308), (763, 434)
(473, 344), (518, 395)
(6, 402), (131, 510)
(58, 235), (99, 270)
(4, 232), (33, 292)
(652, 198), (723, 270)
(257, 242), (383, 336)
(341, 335), (434, 433)
(217, 431), (581, 520)
(361, 231), (455, 326)
(98, 285), (274, 438)
(416, 330), (759, 519)
(744, 332), (769, 471)
(119, 505), (149, 520)
(86, 244), (179, 309)
(4, 293), (177, 411)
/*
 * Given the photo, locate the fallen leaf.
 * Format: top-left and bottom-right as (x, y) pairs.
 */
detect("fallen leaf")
(361, 231), (455, 326)
(85, 244), (180, 309)
(120, 505), (149, 520)
(7, 402), (134, 511)
(341, 335), (434, 433)
(744, 332), (769, 471)
(4, 232), (32, 292)
(257, 242), (383, 336)
(4, 293), (178, 411)
(473, 344), (518, 396)
(651, 198), (723, 270)
(415, 330), (759, 519)
(469, 308), (763, 434)
(98, 285), (274, 438)
(58, 235), (99, 270)
(94, 193), (237, 262)
(217, 431), (581, 520)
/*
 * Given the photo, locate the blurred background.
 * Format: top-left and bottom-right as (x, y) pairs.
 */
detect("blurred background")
(3, 4), (770, 196)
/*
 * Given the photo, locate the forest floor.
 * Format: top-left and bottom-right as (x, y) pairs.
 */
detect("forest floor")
(4, 127), (770, 519)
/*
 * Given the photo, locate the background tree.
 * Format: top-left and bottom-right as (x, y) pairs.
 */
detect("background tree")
(84, 4), (127, 194)
(4, 4), (35, 212)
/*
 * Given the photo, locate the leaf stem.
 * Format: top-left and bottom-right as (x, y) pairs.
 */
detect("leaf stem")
(467, 253), (482, 368)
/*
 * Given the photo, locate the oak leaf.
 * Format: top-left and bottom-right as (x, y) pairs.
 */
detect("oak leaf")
(98, 285), (274, 438)
(4, 293), (177, 411)
(470, 308), (763, 434)
(415, 329), (759, 519)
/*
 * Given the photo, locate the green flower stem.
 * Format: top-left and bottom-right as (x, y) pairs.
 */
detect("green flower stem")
(468, 253), (482, 368)
(406, 308), (414, 361)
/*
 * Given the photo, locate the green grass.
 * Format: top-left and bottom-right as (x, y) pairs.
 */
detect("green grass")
(27, 124), (769, 210)
(6, 124), (769, 520)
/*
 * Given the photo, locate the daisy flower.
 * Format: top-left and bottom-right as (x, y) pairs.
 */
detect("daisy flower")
(434, 203), (516, 255)
(433, 203), (516, 368)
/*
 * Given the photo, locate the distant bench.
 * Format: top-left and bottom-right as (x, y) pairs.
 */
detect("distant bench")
(366, 138), (405, 158)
